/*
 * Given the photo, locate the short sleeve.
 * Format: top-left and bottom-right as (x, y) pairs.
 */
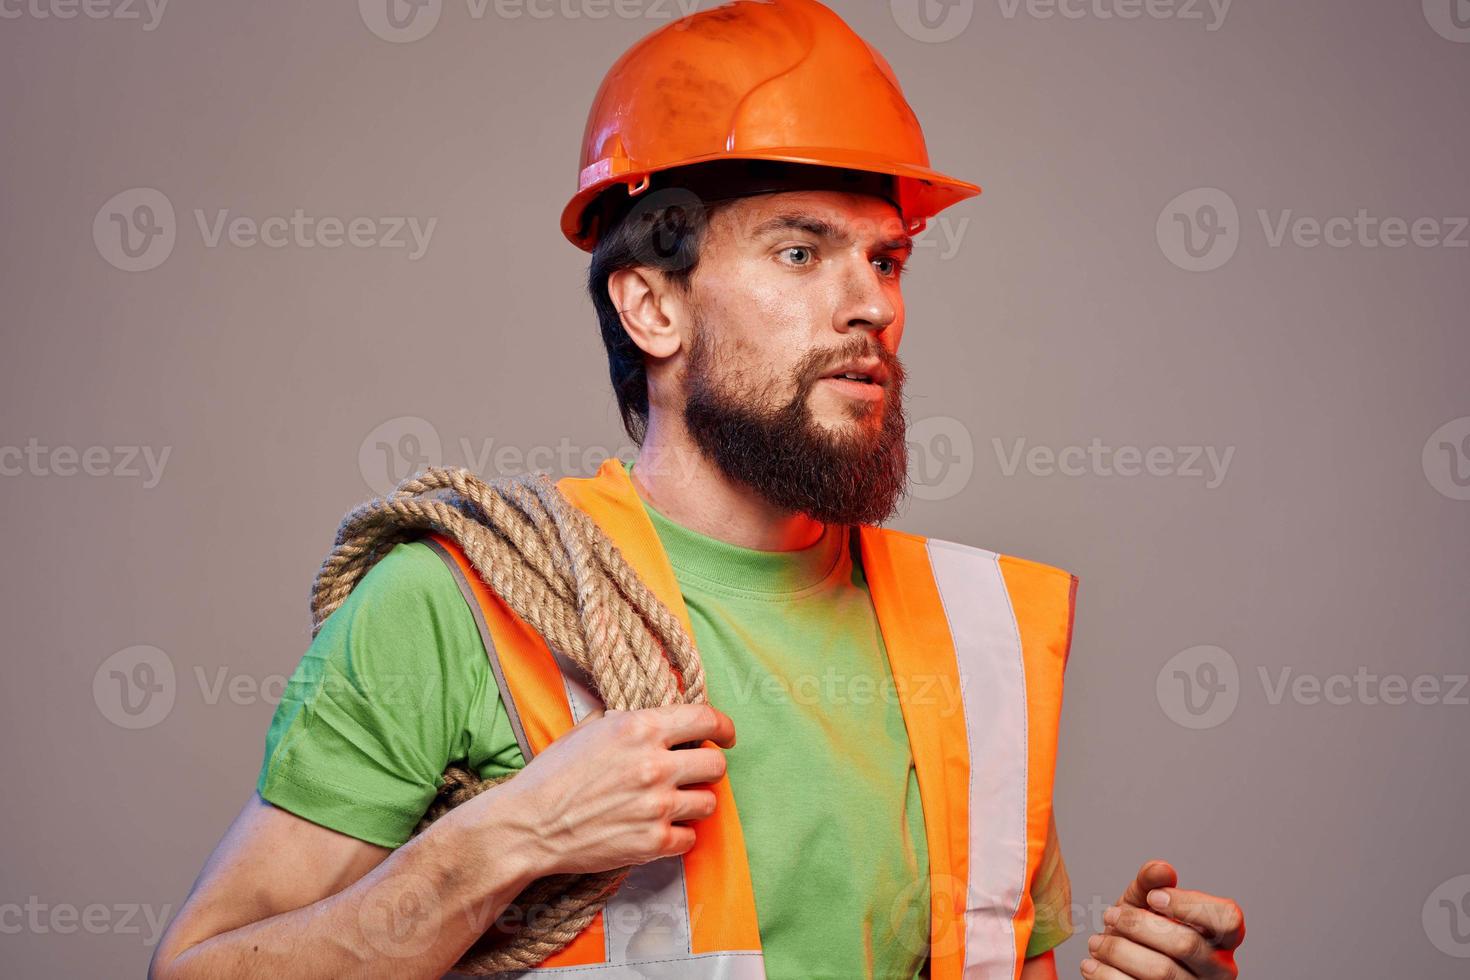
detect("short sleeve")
(1024, 810), (1075, 958)
(257, 540), (494, 848)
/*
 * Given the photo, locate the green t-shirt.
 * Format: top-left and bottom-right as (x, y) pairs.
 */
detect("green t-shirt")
(258, 466), (1074, 976)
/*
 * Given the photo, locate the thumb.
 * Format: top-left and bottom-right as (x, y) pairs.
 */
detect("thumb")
(1120, 859), (1178, 910)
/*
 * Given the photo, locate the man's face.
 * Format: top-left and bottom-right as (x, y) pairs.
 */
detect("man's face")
(674, 190), (914, 526)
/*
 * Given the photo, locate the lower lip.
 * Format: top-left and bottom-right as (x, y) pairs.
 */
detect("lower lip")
(820, 376), (885, 401)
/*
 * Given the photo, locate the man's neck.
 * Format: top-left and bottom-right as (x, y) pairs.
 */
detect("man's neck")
(630, 421), (826, 552)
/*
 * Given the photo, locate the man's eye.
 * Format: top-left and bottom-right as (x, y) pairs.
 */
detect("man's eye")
(874, 255), (906, 277)
(781, 246), (813, 265)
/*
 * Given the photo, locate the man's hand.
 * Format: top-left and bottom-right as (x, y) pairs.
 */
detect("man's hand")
(494, 702), (736, 876)
(1081, 859), (1244, 979)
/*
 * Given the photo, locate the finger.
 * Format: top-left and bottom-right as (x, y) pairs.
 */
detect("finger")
(1086, 931), (1192, 980)
(1078, 957), (1134, 980)
(653, 703), (736, 749)
(669, 787), (718, 823)
(1120, 858), (1178, 910)
(1108, 904), (1218, 973)
(668, 746), (728, 787)
(1146, 888), (1246, 952)
(657, 823), (696, 859)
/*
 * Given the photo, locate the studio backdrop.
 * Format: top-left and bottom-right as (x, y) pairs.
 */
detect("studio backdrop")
(1, 1), (1467, 977)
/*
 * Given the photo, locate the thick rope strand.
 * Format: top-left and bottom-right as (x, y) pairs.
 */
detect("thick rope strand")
(310, 466), (706, 974)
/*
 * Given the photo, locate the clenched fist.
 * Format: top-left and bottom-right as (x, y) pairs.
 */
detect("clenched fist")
(476, 703), (737, 877)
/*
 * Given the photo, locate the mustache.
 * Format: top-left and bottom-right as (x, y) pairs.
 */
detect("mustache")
(796, 340), (906, 387)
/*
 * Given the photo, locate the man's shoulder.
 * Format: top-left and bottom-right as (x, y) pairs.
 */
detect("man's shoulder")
(316, 538), (469, 635)
(864, 524), (1077, 586)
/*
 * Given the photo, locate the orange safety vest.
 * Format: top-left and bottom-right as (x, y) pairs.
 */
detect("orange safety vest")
(425, 458), (1076, 980)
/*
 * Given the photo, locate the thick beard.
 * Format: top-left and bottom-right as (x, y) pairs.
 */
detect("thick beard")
(681, 320), (910, 527)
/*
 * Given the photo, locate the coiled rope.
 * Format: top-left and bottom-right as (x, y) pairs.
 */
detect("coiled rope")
(309, 466), (707, 974)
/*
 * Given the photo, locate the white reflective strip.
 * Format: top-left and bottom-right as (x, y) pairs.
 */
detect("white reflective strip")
(542, 648), (710, 974)
(926, 540), (1029, 980)
(549, 644), (602, 724)
(604, 855), (692, 966)
(458, 950), (767, 978)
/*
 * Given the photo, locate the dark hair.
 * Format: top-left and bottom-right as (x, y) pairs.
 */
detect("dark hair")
(586, 189), (725, 444)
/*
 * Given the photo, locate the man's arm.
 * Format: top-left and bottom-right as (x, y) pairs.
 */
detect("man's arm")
(151, 703), (734, 979)
(149, 788), (539, 980)
(1021, 950), (1059, 979)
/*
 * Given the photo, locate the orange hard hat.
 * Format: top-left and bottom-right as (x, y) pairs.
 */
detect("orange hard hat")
(560, 0), (982, 251)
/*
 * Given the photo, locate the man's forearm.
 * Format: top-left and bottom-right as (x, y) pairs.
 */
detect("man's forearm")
(154, 799), (544, 980)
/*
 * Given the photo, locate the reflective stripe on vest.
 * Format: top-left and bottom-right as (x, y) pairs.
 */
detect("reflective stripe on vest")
(428, 459), (1075, 980)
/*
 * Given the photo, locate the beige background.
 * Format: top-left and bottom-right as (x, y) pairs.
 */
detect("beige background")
(2, 1), (1468, 976)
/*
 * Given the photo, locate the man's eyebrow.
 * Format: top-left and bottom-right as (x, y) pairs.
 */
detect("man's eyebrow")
(750, 213), (845, 242)
(749, 212), (915, 253)
(883, 233), (915, 254)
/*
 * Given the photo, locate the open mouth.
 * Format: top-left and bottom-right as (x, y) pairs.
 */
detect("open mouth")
(819, 371), (886, 401)
(819, 357), (890, 387)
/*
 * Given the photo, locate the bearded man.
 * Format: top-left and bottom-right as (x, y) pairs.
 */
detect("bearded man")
(150, 3), (1245, 979)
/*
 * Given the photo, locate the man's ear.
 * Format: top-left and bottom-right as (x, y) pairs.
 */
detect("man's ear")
(607, 266), (684, 360)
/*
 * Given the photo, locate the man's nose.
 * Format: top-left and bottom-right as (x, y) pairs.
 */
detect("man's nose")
(832, 257), (898, 335)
